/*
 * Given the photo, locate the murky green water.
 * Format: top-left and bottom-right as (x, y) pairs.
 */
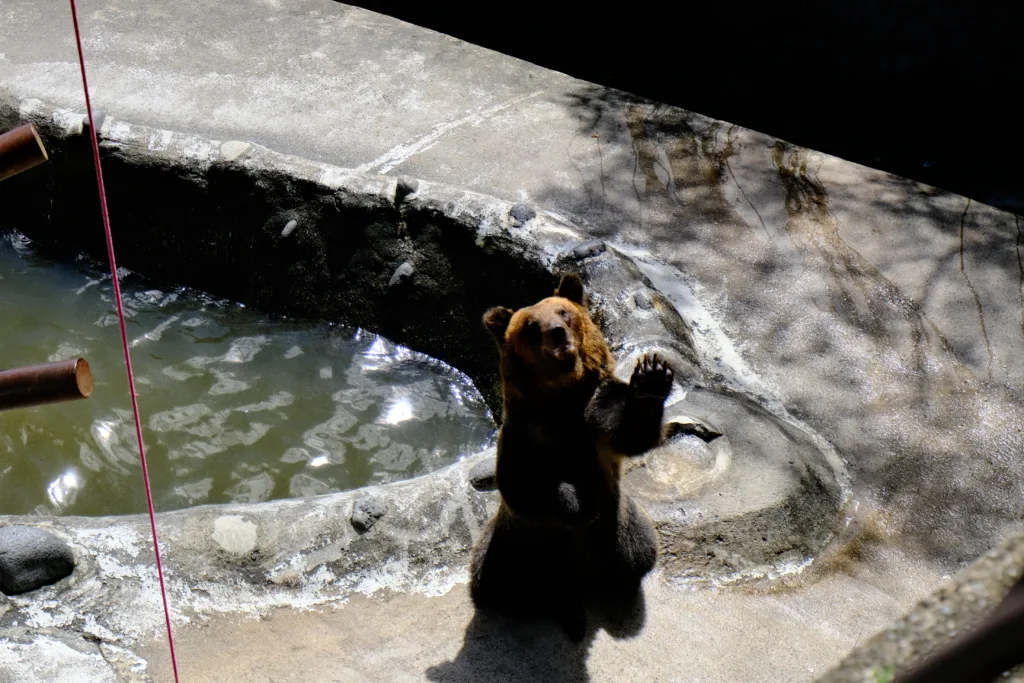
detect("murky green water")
(0, 230), (496, 517)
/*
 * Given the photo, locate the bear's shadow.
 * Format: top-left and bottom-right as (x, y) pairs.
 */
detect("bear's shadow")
(425, 587), (647, 683)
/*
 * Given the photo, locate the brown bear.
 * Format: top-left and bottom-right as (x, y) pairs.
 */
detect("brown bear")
(469, 273), (673, 642)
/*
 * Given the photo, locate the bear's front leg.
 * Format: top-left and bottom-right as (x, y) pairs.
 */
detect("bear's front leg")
(586, 352), (673, 456)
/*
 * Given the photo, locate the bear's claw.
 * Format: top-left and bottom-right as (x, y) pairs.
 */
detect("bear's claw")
(630, 353), (674, 400)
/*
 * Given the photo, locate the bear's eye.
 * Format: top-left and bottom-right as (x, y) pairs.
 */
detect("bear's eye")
(524, 320), (542, 343)
(559, 309), (571, 322)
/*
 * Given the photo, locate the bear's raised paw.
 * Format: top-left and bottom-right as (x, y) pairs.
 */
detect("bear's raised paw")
(630, 353), (674, 400)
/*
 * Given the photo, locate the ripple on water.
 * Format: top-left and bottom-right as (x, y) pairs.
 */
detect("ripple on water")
(0, 229), (497, 516)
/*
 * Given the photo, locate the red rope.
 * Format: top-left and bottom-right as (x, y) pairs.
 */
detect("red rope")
(67, 2), (181, 680)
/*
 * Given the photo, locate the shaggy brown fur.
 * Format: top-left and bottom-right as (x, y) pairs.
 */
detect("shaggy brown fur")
(469, 273), (673, 641)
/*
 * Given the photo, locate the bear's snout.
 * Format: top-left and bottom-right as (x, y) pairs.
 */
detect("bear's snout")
(548, 324), (568, 347)
(544, 323), (576, 363)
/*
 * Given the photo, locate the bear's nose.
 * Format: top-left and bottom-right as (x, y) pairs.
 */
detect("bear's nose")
(548, 325), (568, 346)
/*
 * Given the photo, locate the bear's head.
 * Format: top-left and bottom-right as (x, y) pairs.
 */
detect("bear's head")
(483, 274), (614, 398)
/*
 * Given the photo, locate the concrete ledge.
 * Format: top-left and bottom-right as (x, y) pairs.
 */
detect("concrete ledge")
(0, 450), (495, 646)
(818, 532), (1024, 682)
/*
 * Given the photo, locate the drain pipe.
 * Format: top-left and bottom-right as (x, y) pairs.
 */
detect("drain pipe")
(0, 125), (88, 412)
(0, 122), (49, 182)
(0, 358), (94, 412)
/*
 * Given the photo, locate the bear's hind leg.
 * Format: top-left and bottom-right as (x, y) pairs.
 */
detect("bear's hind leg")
(471, 517), (589, 641)
(469, 517), (564, 611)
(616, 496), (658, 586)
(589, 496), (658, 598)
(468, 517), (517, 611)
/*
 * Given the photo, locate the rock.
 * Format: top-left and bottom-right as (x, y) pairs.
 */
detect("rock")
(81, 110), (106, 137)
(0, 526), (76, 595)
(388, 261), (414, 288)
(396, 177), (419, 202)
(509, 203), (536, 227)
(219, 140), (251, 162)
(570, 239), (607, 260)
(468, 456), (497, 491)
(351, 496), (388, 532)
(633, 290), (653, 310)
(211, 515), (258, 555)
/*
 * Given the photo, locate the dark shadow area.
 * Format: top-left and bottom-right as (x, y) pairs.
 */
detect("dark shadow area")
(426, 589), (646, 683)
(341, 1), (1023, 213)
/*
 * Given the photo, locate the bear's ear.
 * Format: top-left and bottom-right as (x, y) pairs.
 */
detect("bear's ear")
(555, 273), (585, 304)
(483, 307), (514, 343)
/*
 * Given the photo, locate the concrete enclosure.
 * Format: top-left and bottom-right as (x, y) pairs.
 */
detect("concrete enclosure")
(1, 1), (1023, 681)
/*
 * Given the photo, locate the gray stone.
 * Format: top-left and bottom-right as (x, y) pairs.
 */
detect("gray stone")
(624, 387), (842, 575)
(560, 247), (702, 378)
(633, 290), (653, 310)
(211, 515), (258, 555)
(0, 526), (75, 595)
(570, 239), (607, 260)
(387, 261), (414, 288)
(81, 109), (106, 137)
(351, 496), (388, 533)
(219, 140), (251, 162)
(509, 203), (536, 227)
(468, 456), (497, 491)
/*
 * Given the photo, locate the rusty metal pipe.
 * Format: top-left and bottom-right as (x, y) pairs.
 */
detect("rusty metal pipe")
(0, 359), (94, 412)
(0, 123), (49, 182)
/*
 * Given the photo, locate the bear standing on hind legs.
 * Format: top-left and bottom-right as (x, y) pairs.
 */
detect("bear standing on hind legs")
(469, 273), (673, 642)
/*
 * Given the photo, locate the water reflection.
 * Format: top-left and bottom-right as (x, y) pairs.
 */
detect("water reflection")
(0, 230), (497, 516)
(383, 398), (414, 425)
(46, 470), (83, 509)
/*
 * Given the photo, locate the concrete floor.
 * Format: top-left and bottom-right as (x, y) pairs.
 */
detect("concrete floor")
(140, 548), (941, 683)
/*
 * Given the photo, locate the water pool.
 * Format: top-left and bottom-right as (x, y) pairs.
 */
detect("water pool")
(0, 230), (496, 516)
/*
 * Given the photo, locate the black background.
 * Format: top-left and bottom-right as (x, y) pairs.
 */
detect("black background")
(344, 1), (1022, 213)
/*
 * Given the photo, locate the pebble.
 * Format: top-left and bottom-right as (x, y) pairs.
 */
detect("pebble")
(571, 240), (606, 260)
(509, 203), (536, 227)
(469, 457), (497, 491)
(81, 110), (106, 137)
(351, 496), (388, 532)
(388, 261), (414, 288)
